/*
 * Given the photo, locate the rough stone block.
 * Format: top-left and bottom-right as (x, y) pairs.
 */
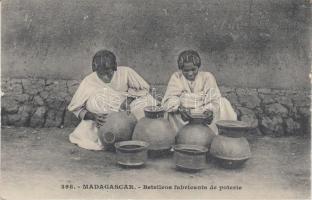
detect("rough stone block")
(21, 79), (45, 95)
(285, 89), (300, 95)
(64, 94), (73, 103)
(1, 95), (19, 114)
(292, 94), (310, 107)
(238, 94), (261, 109)
(254, 106), (264, 115)
(58, 91), (69, 100)
(241, 115), (258, 127)
(284, 118), (301, 135)
(46, 98), (66, 109)
(257, 88), (272, 94)
(42, 83), (69, 107)
(2, 79), (23, 94)
(236, 88), (258, 96)
(13, 105), (33, 126)
(259, 115), (284, 137)
(236, 88), (248, 96)
(271, 89), (286, 96)
(7, 114), (21, 125)
(30, 106), (47, 127)
(259, 94), (276, 104)
(274, 96), (293, 109)
(237, 107), (258, 127)
(297, 106), (310, 118)
(14, 94), (30, 103)
(39, 91), (50, 100)
(33, 95), (45, 106)
(45, 80), (67, 94)
(237, 106), (255, 116)
(264, 103), (288, 118)
(44, 109), (64, 127)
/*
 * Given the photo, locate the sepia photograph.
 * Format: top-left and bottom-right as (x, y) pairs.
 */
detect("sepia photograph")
(1, 0), (311, 199)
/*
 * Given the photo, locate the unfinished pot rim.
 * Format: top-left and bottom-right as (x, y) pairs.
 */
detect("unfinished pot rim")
(173, 144), (208, 155)
(115, 140), (149, 153)
(216, 120), (252, 130)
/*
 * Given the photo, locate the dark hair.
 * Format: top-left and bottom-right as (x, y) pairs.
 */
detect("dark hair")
(177, 50), (201, 69)
(92, 50), (117, 72)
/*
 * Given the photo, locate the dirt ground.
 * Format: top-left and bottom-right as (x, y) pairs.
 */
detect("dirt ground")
(0, 127), (310, 200)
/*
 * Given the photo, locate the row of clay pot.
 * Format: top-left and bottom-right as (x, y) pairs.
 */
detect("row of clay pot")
(98, 106), (252, 169)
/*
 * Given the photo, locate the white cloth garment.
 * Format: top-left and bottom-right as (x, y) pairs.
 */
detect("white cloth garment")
(68, 66), (157, 150)
(162, 70), (237, 134)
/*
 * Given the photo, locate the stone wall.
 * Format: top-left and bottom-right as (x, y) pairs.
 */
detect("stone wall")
(1, 78), (310, 137)
(2, 0), (310, 137)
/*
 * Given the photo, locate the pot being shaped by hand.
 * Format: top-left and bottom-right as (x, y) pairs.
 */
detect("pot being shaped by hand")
(176, 113), (215, 149)
(98, 111), (137, 150)
(132, 106), (176, 153)
(210, 120), (252, 169)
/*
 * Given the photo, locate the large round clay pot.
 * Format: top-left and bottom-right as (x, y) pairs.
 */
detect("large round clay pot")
(132, 106), (176, 153)
(210, 120), (252, 169)
(210, 135), (251, 168)
(98, 111), (137, 150)
(176, 114), (215, 149)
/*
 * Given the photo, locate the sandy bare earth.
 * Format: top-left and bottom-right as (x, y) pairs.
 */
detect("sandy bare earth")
(0, 127), (310, 200)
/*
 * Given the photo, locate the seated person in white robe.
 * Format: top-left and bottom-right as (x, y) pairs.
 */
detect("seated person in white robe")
(162, 50), (237, 134)
(68, 50), (156, 150)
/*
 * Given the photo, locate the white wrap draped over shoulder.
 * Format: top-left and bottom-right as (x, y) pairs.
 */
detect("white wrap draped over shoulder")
(162, 71), (237, 134)
(67, 66), (156, 150)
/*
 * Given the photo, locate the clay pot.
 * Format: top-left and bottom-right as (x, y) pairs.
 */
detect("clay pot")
(215, 120), (251, 138)
(115, 140), (149, 167)
(98, 111), (137, 150)
(210, 135), (251, 168)
(132, 106), (176, 152)
(210, 120), (252, 169)
(173, 144), (208, 172)
(176, 114), (215, 149)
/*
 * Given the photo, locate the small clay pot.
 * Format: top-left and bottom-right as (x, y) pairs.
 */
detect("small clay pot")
(173, 144), (208, 172)
(115, 140), (149, 167)
(143, 106), (165, 118)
